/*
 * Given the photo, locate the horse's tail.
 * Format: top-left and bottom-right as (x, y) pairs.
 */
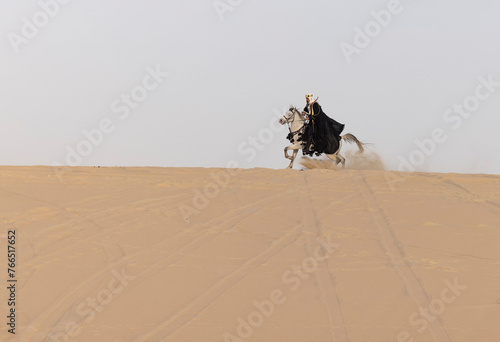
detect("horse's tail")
(341, 133), (366, 153)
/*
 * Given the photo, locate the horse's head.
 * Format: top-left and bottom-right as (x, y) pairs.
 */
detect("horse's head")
(279, 106), (298, 125)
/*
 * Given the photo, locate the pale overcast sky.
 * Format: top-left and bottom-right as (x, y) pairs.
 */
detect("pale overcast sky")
(1, 0), (499, 174)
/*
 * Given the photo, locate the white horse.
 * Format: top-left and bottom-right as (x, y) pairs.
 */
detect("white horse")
(279, 106), (366, 169)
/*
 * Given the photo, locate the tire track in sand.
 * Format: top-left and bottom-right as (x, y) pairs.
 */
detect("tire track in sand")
(295, 173), (349, 342)
(28, 191), (289, 342)
(132, 196), (304, 341)
(149, 174), (381, 341)
(352, 172), (451, 342)
(148, 173), (386, 341)
(0, 190), (189, 305)
(420, 173), (500, 218)
(24, 171), (392, 341)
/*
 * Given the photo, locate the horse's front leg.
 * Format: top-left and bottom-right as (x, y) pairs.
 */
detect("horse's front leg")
(284, 146), (293, 160)
(285, 142), (302, 169)
(287, 150), (298, 169)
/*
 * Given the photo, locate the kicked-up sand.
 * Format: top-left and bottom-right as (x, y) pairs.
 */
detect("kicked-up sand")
(0, 166), (499, 342)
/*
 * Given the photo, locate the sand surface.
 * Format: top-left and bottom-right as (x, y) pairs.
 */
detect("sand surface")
(0, 166), (499, 342)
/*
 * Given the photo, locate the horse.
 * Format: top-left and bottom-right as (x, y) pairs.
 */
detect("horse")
(279, 106), (366, 169)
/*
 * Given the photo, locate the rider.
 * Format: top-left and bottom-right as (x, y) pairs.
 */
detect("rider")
(302, 94), (345, 156)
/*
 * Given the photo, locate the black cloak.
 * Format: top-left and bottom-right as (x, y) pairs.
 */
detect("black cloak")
(301, 102), (345, 155)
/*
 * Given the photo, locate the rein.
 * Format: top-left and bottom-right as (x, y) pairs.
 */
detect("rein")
(283, 108), (305, 140)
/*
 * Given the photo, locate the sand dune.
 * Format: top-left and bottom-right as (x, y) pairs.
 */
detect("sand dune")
(0, 166), (499, 342)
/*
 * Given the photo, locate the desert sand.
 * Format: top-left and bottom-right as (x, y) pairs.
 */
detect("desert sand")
(0, 165), (499, 342)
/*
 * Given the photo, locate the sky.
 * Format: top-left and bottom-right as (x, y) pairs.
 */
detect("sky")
(1, 0), (499, 174)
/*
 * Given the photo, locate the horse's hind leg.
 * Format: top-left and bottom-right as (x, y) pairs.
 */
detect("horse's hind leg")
(337, 153), (346, 169)
(326, 153), (345, 169)
(326, 140), (345, 169)
(326, 153), (338, 165)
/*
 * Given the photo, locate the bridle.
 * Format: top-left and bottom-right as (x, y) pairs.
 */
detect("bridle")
(281, 107), (305, 140)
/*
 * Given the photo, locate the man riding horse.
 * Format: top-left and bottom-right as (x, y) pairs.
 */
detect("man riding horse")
(301, 94), (345, 156)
